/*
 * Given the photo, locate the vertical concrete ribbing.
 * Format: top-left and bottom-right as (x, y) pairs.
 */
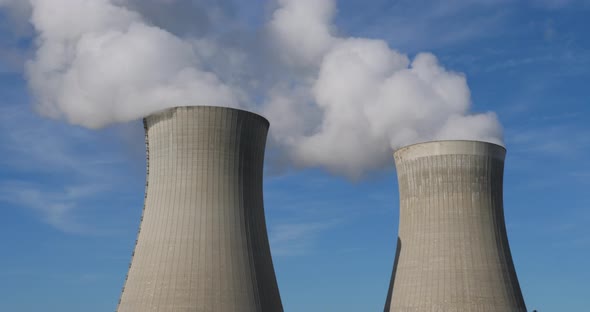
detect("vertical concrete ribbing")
(385, 140), (526, 312)
(118, 106), (283, 312)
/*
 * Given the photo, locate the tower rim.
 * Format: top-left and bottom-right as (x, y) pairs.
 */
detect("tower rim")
(393, 140), (506, 161)
(144, 105), (270, 128)
(395, 139), (505, 153)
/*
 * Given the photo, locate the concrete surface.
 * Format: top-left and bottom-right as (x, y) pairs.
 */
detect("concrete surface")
(117, 106), (283, 312)
(385, 140), (527, 312)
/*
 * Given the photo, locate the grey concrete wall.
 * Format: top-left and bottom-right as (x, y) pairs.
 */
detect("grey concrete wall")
(118, 106), (283, 312)
(385, 140), (526, 312)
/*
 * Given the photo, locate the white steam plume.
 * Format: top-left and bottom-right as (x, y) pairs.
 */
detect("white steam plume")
(5, 0), (502, 178)
(265, 0), (502, 177)
(25, 0), (236, 128)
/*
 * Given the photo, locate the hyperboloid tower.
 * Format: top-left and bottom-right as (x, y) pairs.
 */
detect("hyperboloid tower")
(384, 140), (527, 312)
(118, 106), (283, 312)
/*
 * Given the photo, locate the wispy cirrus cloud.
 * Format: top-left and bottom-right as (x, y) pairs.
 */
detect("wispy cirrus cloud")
(531, 0), (590, 9)
(337, 0), (513, 52)
(0, 1), (32, 73)
(269, 220), (340, 256)
(0, 181), (106, 233)
(506, 117), (590, 157)
(0, 103), (134, 234)
(502, 112), (590, 194)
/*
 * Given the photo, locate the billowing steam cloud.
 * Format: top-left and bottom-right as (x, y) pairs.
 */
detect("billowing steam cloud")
(3, 0), (502, 178)
(25, 0), (237, 128)
(266, 0), (502, 176)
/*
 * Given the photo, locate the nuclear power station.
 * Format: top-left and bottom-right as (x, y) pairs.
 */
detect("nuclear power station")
(117, 106), (283, 312)
(384, 140), (527, 311)
(115, 106), (527, 311)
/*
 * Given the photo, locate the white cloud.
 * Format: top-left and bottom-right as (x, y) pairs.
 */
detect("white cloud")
(117, 0), (235, 37)
(26, 0), (237, 128)
(7, 0), (504, 178)
(265, 36), (501, 177)
(268, 0), (337, 67)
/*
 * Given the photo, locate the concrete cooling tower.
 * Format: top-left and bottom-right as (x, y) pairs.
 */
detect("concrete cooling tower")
(117, 106), (283, 312)
(384, 140), (527, 312)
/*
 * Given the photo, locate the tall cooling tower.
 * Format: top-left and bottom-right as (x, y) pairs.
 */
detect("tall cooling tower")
(384, 140), (526, 312)
(118, 106), (283, 312)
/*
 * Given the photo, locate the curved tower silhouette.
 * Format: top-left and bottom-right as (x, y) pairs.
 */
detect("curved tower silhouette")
(384, 140), (526, 312)
(118, 106), (283, 312)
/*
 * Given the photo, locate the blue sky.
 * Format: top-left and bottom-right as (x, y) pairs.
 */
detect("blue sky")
(1, 1), (589, 311)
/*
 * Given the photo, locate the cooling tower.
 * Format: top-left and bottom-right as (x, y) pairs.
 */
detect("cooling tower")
(384, 140), (526, 312)
(117, 106), (283, 312)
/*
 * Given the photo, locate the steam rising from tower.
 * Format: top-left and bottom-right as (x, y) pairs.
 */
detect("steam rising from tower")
(385, 140), (526, 311)
(117, 107), (282, 312)
(2, 0), (503, 177)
